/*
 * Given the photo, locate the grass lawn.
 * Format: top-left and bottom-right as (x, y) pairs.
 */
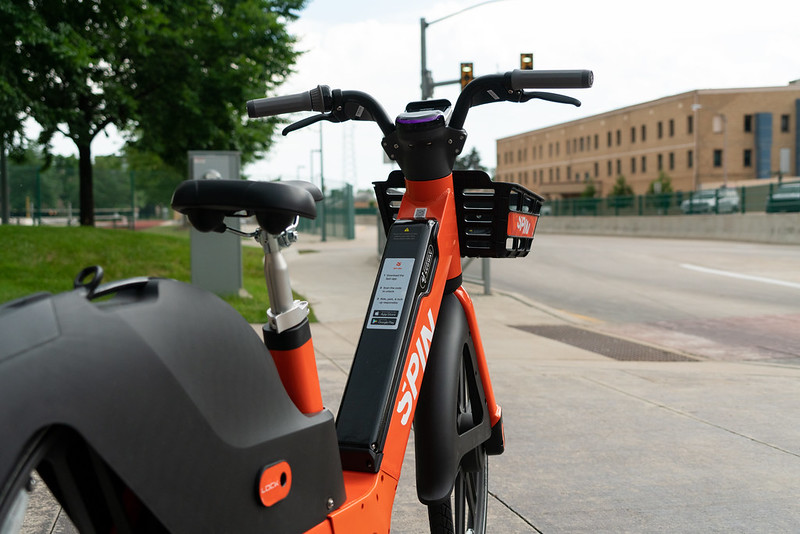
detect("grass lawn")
(0, 224), (312, 323)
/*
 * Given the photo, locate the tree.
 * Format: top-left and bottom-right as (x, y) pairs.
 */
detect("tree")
(3, 0), (145, 225)
(610, 175), (634, 197)
(454, 147), (487, 172)
(581, 182), (597, 198)
(126, 1), (305, 171)
(3, 0), (305, 226)
(647, 170), (674, 194)
(0, 1), (41, 223)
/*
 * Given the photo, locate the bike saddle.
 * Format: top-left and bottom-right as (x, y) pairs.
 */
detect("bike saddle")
(171, 179), (322, 234)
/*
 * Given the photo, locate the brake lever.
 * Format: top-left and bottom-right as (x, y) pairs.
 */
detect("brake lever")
(521, 91), (582, 107)
(282, 113), (336, 136)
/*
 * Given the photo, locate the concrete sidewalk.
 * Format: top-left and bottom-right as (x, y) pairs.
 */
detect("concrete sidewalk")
(288, 225), (800, 533)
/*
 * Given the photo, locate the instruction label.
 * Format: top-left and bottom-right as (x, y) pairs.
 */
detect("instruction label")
(367, 258), (415, 330)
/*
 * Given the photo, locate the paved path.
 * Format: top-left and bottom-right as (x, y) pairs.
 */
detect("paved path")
(290, 226), (800, 533)
(20, 225), (800, 532)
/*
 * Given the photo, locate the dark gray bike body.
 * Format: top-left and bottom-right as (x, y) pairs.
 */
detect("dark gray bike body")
(0, 277), (344, 533)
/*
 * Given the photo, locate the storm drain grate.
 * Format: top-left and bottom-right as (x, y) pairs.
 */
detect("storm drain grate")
(513, 325), (697, 362)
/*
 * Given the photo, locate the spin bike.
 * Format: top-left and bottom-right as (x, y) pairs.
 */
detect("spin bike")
(0, 68), (592, 533)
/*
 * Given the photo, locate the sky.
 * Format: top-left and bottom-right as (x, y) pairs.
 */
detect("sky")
(54, 0), (800, 192)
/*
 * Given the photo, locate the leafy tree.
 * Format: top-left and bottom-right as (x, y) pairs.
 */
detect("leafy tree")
(127, 1), (305, 171)
(581, 182), (597, 198)
(610, 175), (634, 197)
(3, 0), (305, 226)
(454, 147), (487, 172)
(647, 170), (674, 194)
(3, 0), (144, 225)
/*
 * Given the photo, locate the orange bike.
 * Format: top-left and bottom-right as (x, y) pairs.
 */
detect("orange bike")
(0, 68), (592, 533)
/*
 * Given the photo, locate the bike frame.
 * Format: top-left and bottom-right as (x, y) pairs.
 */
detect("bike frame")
(267, 172), (502, 533)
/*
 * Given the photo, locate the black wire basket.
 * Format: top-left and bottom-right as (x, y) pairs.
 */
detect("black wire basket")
(374, 170), (543, 258)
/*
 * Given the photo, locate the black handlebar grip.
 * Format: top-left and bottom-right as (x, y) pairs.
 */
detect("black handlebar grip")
(510, 69), (594, 90)
(247, 86), (331, 118)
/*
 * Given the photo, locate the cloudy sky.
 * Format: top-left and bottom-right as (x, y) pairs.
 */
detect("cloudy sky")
(68, 0), (800, 191)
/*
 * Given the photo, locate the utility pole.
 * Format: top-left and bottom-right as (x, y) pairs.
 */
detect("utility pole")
(419, 0), (508, 100)
(1, 133), (9, 224)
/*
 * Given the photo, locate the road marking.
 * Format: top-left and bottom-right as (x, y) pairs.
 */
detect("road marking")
(680, 263), (800, 290)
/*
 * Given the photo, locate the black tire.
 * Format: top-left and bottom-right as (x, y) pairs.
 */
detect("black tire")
(426, 355), (489, 534)
(0, 428), (168, 534)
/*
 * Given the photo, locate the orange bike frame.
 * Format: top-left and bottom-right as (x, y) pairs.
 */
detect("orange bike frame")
(296, 173), (501, 533)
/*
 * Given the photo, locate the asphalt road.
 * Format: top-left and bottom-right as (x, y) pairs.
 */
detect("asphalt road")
(468, 234), (800, 364)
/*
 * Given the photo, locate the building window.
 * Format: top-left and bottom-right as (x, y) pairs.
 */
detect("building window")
(744, 114), (752, 132)
(567, 166), (572, 181)
(594, 134), (599, 150)
(781, 114), (790, 133)
(548, 143), (553, 157)
(641, 125), (646, 142)
(713, 149), (723, 168)
(616, 159), (621, 175)
(657, 154), (663, 170)
(594, 162), (599, 177)
(607, 160), (612, 176)
(669, 152), (675, 170)
(631, 126), (636, 143)
(687, 115), (693, 135)
(616, 129), (621, 146)
(631, 157), (636, 174)
(688, 150), (693, 169)
(607, 131), (612, 147)
(658, 121), (663, 139)
(669, 119), (675, 137)
(641, 155), (647, 174)
(743, 149), (752, 167)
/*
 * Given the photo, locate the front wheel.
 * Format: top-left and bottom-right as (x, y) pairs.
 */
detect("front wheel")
(427, 445), (488, 534)
(426, 354), (489, 534)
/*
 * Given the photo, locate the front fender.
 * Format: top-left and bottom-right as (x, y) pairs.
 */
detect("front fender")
(413, 292), (491, 505)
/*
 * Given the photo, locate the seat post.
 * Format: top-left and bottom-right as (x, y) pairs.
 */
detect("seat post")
(258, 230), (309, 333)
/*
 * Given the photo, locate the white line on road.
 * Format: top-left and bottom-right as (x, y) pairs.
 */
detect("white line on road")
(680, 263), (800, 290)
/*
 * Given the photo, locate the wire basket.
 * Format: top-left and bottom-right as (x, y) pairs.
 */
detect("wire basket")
(374, 170), (543, 258)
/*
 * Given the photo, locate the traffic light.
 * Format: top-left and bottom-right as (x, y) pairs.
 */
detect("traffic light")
(460, 62), (474, 89)
(520, 53), (533, 70)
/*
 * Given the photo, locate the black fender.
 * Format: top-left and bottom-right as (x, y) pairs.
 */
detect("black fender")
(0, 278), (344, 533)
(413, 292), (492, 505)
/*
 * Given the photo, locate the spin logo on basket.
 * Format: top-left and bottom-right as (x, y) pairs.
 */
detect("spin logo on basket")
(507, 212), (537, 238)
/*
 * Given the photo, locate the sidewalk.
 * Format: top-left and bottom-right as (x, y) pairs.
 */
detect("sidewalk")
(289, 225), (800, 533)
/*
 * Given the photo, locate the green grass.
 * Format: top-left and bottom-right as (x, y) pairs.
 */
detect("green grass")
(0, 225), (313, 323)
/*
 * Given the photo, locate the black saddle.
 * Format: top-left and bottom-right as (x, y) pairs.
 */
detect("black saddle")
(171, 179), (322, 234)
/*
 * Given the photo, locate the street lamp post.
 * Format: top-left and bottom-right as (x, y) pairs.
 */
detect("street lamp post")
(692, 97), (702, 191)
(309, 125), (326, 242)
(419, 0), (508, 100)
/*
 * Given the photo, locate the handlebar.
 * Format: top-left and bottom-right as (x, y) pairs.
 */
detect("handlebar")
(247, 86), (331, 118)
(509, 69), (593, 90)
(448, 69), (594, 129)
(246, 68), (593, 137)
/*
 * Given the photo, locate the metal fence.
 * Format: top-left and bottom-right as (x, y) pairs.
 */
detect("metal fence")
(545, 180), (799, 217)
(297, 180), (355, 240)
(4, 165), (175, 226)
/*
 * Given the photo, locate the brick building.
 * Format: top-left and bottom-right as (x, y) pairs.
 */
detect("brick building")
(495, 81), (800, 197)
